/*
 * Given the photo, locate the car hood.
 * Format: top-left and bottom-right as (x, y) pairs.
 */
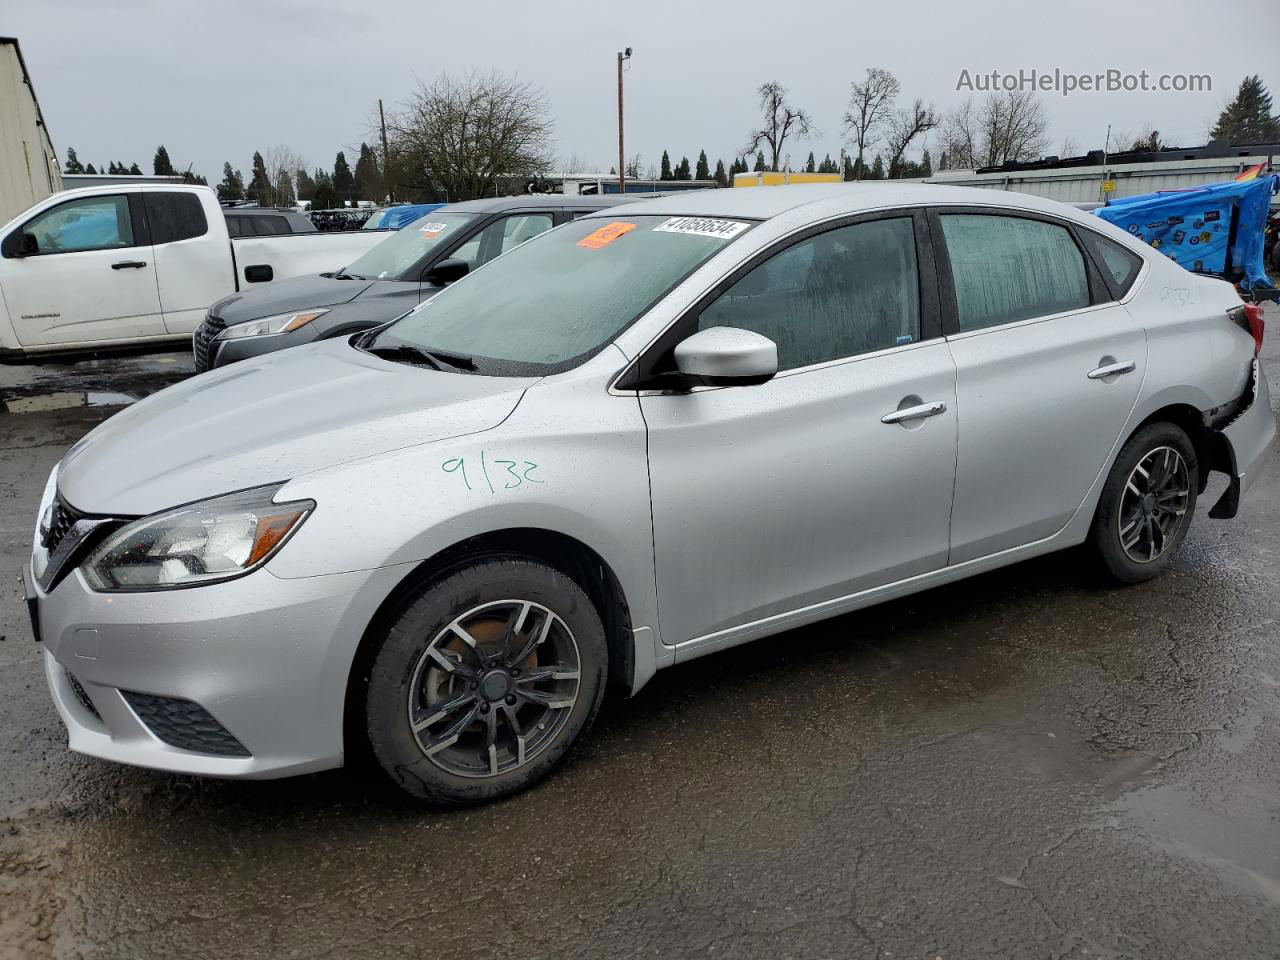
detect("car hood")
(210, 274), (376, 324)
(58, 339), (535, 516)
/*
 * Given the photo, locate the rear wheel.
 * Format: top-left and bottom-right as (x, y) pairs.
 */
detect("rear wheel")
(363, 558), (608, 805)
(1090, 422), (1198, 583)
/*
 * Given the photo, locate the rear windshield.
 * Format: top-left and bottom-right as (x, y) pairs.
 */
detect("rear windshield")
(343, 212), (476, 280)
(369, 214), (754, 376)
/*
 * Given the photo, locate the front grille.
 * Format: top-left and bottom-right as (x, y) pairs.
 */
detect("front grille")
(192, 313), (226, 372)
(122, 691), (251, 757)
(65, 669), (101, 721)
(41, 492), (86, 556)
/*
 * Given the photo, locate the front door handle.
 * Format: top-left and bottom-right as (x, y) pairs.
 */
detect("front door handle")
(1087, 360), (1136, 380)
(881, 400), (947, 425)
(111, 260), (147, 270)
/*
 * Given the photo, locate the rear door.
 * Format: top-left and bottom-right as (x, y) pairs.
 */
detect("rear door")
(0, 191), (165, 347)
(933, 208), (1147, 563)
(144, 191), (230, 335)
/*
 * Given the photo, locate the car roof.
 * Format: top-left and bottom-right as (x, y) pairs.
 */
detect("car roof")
(439, 193), (678, 214)
(578, 182), (1094, 223)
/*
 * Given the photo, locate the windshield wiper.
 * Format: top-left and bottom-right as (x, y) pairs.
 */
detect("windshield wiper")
(364, 343), (476, 371)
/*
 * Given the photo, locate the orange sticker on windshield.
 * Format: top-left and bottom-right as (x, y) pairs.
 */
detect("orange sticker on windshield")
(577, 221), (636, 249)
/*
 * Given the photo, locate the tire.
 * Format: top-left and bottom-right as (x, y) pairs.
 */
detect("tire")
(363, 557), (608, 805)
(1090, 422), (1199, 584)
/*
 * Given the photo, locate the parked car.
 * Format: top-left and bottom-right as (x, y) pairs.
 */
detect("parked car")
(193, 193), (668, 371)
(224, 207), (317, 237)
(362, 203), (446, 230)
(25, 184), (1273, 806)
(0, 185), (385, 359)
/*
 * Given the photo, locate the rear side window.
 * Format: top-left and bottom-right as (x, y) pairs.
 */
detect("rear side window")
(225, 216), (245, 238)
(699, 216), (921, 370)
(252, 215), (290, 236)
(1079, 230), (1144, 298)
(144, 192), (208, 244)
(940, 214), (1089, 331)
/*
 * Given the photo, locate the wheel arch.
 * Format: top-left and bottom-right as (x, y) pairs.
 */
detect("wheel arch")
(1129, 402), (1232, 492)
(343, 526), (636, 755)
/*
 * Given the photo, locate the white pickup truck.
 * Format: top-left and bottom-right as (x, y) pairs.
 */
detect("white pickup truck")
(0, 184), (385, 360)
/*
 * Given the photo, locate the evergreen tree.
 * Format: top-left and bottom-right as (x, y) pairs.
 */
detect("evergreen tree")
(295, 168), (316, 200)
(660, 150), (673, 181)
(85, 163), (97, 174)
(106, 161), (119, 175)
(353, 143), (382, 203)
(675, 156), (691, 180)
(921, 149), (933, 177)
(332, 151), (354, 204)
(311, 170), (337, 210)
(127, 162), (141, 175)
(274, 169), (296, 207)
(63, 147), (85, 174)
(714, 158), (728, 187)
(217, 162), (245, 202)
(869, 155), (886, 180)
(695, 150), (710, 180)
(247, 151), (271, 205)
(753, 151), (767, 172)
(153, 145), (175, 176)
(843, 156), (855, 181)
(804, 151), (816, 173)
(1210, 76), (1280, 143)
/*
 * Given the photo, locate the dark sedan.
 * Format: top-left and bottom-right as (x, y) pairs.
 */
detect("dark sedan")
(194, 193), (669, 370)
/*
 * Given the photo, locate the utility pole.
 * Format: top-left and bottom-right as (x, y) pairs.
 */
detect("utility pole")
(617, 47), (631, 195)
(379, 98), (392, 203)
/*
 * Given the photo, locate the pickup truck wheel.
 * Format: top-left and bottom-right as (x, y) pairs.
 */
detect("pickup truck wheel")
(364, 557), (607, 806)
(1090, 422), (1198, 584)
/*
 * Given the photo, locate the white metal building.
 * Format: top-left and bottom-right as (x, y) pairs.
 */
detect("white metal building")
(0, 37), (61, 223)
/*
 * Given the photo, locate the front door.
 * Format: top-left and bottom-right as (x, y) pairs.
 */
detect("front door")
(1, 192), (164, 347)
(934, 210), (1147, 563)
(641, 213), (958, 649)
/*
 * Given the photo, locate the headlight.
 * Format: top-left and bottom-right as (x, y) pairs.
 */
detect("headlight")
(218, 308), (329, 340)
(83, 485), (314, 591)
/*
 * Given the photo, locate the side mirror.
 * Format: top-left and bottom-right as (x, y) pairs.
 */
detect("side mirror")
(2, 232), (38, 258)
(425, 257), (469, 286)
(243, 263), (274, 283)
(673, 326), (778, 386)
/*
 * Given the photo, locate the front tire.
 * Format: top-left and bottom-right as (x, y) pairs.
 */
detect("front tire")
(364, 557), (608, 805)
(1090, 422), (1198, 584)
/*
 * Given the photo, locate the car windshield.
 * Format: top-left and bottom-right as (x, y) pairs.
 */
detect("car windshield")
(367, 214), (754, 376)
(342, 212), (475, 280)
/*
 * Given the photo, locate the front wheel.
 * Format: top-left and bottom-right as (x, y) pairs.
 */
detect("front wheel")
(363, 558), (608, 805)
(1090, 422), (1198, 584)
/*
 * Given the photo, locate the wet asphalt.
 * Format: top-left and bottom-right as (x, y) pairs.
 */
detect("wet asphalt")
(1, 341), (1278, 960)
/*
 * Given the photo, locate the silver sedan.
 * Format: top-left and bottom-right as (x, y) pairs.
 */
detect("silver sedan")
(25, 184), (1275, 805)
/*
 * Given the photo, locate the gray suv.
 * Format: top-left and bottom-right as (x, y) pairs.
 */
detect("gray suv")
(194, 194), (662, 371)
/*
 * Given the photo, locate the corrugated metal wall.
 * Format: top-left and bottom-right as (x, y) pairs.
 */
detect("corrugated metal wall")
(926, 156), (1272, 203)
(0, 41), (61, 224)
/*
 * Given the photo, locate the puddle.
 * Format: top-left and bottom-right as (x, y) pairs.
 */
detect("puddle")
(4, 391), (136, 414)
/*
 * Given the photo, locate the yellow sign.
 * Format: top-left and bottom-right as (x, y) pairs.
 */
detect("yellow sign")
(1101, 179), (1117, 193)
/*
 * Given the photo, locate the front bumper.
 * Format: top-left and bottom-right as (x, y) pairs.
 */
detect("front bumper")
(31, 561), (407, 779)
(194, 313), (323, 372)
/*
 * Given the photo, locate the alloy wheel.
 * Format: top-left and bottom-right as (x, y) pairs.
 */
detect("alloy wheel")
(407, 599), (581, 778)
(1117, 445), (1191, 563)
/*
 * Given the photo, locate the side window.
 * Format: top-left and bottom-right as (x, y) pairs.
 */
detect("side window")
(252, 215), (290, 236)
(698, 217), (921, 370)
(1079, 230), (1143, 299)
(452, 214), (554, 270)
(144, 192), (208, 244)
(225, 216), (246, 238)
(940, 214), (1089, 331)
(21, 195), (135, 254)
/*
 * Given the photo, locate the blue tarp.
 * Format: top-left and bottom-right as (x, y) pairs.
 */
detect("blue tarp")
(363, 203), (446, 230)
(1094, 175), (1278, 291)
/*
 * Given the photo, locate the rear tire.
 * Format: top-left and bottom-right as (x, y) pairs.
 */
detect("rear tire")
(363, 557), (608, 806)
(1090, 422), (1198, 584)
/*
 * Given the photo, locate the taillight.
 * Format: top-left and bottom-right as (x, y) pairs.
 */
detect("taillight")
(1229, 303), (1264, 356)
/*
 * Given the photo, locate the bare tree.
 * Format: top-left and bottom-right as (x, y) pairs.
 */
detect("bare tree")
(885, 99), (940, 177)
(388, 69), (555, 201)
(1058, 136), (1078, 158)
(560, 151), (596, 173)
(624, 154), (643, 179)
(842, 67), (900, 179)
(939, 97), (979, 170)
(744, 81), (814, 172)
(977, 91), (1050, 167)
(260, 146), (306, 207)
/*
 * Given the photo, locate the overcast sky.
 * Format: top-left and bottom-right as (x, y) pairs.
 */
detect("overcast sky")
(9, 0), (1280, 183)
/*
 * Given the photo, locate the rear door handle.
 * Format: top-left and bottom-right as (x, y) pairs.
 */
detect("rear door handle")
(111, 260), (147, 270)
(1087, 360), (1136, 380)
(881, 400), (947, 425)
